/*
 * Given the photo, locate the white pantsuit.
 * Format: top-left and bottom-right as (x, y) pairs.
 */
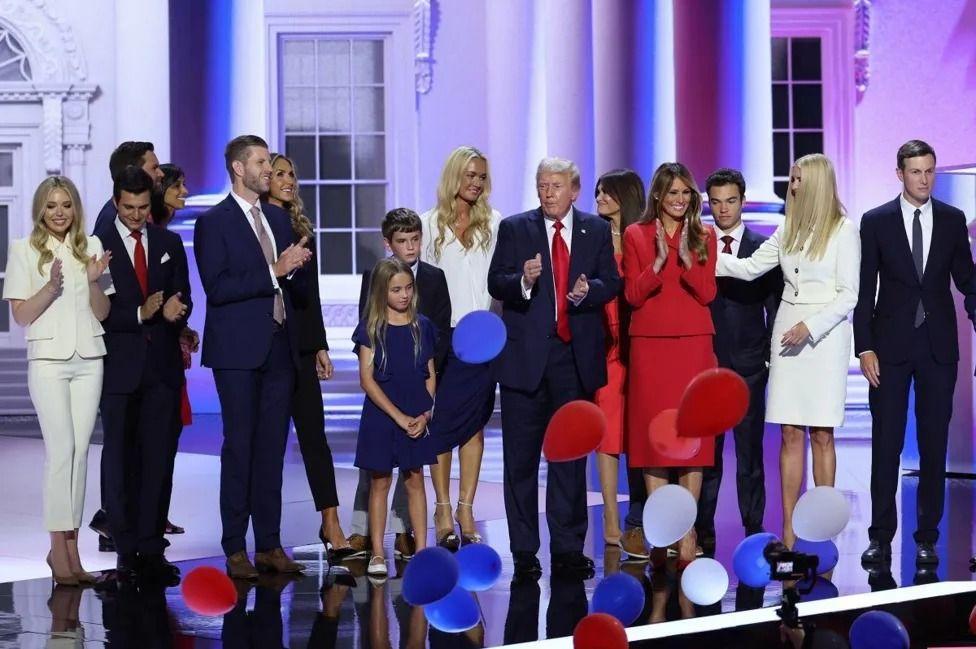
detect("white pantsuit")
(717, 219), (860, 427)
(3, 235), (107, 530)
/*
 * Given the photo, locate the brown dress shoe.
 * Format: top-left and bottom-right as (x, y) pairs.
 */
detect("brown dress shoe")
(345, 534), (370, 558)
(226, 551), (259, 580)
(394, 532), (416, 559)
(254, 548), (306, 573)
(621, 527), (650, 560)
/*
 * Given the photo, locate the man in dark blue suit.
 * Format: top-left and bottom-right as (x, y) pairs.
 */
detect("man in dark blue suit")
(91, 142), (163, 235)
(194, 135), (313, 579)
(96, 167), (191, 582)
(696, 169), (782, 554)
(855, 140), (976, 566)
(488, 157), (620, 578)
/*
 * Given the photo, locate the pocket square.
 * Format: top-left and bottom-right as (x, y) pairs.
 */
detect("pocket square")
(160, 252), (171, 263)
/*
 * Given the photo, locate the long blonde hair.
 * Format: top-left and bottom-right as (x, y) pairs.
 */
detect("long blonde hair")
(642, 163), (709, 264)
(782, 154), (845, 259)
(365, 258), (421, 372)
(267, 153), (314, 239)
(29, 176), (89, 275)
(431, 146), (494, 261)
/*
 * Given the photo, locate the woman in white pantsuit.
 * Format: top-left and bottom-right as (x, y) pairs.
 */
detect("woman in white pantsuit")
(716, 154), (860, 547)
(3, 176), (111, 584)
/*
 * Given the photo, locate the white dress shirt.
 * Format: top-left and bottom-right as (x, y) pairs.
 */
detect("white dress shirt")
(230, 191), (282, 290)
(716, 221), (745, 257)
(420, 208), (501, 326)
(520, 209), (576, 317)
(112, 216), (149, 322)
(900, 194), (933, 272)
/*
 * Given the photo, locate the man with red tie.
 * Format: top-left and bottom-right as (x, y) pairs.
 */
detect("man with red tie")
(96, 167), (191, 582)
(488, 157), (620, 579)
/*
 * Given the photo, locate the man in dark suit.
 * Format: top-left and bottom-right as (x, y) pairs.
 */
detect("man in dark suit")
(96, 167), (191, 582)
(346, 208), (452, 558)
(89, 141), (166, 552)
(91, 142), (164, 235)
(696, 168), (782, 554)
(194, 135), (313, 579)
(855, 139), (976, 566)
(488, 157), (620, 578)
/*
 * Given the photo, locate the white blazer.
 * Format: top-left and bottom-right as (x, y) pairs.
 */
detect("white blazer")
(716, 218), (861, 343)
(3, 235), (107, 360)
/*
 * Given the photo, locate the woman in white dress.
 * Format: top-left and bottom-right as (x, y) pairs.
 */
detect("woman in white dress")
(716, 153), (860, 547)
(420, 146), (501, 547)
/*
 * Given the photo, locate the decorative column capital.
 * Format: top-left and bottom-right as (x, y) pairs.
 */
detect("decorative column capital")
(854, 0), (872, 99)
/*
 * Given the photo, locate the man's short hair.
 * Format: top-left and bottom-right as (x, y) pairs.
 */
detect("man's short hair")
(705, 168), (746, 198)
(113, 166), (154, 201)
(225, 135), (269, 180)
(381, 208), (422, 241)
(536, 157), (581, 189)
(109, 141), (154, 181)
(897, 140), (937, 170)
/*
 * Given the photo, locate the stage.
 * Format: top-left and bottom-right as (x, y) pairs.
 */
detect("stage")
(1, 353), (976, 647)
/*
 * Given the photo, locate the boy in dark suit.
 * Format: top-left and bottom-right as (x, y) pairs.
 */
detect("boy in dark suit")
(346, 208), (451, 558)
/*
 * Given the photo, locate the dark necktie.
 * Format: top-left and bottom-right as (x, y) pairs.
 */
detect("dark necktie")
(251, 206), (285, 324)
(913, 208), (925, 327)
(721, 235), (734, 255)
(130, 230), (148, 298)
(551, 220), (571, 342)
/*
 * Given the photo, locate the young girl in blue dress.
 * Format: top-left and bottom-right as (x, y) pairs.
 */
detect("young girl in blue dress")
(354, 258), (438, 576)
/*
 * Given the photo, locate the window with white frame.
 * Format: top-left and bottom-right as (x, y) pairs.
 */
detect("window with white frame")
(279, 36), (388, 275)
(771, 36), (824, 201)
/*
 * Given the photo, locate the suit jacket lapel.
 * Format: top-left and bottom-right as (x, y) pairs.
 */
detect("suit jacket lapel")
(146, 226), (165, 294)
(568, 207), (586, 284)
(104, 223), (143, 298)
(924, 201), (949, 284)
(887, 198), (920, 283)
(227, 196), (268, 268)
(738, 227), (757, 258)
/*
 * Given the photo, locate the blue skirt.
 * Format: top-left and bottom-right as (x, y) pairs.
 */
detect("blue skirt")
(429, 347), (496, 455)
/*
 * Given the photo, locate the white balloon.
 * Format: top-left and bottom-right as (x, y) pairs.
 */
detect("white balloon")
(680, 558), (729, 606)
(792, 486), (850, 542)
(641, 484), (697, 548)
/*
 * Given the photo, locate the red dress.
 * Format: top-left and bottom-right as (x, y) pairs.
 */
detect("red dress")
(622, 221), (717, 468)
(594, 253), (625, 454)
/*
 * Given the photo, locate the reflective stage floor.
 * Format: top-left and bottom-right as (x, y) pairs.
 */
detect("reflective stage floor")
(3, 389), (976, 645)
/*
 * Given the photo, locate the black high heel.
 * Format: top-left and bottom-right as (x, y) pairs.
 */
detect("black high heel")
(320, 525), (359, 561)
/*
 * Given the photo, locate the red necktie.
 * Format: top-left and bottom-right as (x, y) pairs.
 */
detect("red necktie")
(721, 235), (734, 254)
(131, 229), (148, 298)
(551, 220), (571, 342)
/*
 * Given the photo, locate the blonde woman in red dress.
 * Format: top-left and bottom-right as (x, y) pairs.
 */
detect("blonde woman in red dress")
(623, 162), (717, 563)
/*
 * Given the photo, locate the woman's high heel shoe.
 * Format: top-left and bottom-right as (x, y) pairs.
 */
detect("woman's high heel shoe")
(455, 500), (482, 546)
(434, 502), (460, 552)
(46, 552), (79, 587)
(64, 531), (97, 584)
(320, 525), (359, 561)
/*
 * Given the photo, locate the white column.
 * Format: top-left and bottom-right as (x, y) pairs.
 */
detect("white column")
(114, 0), (170, 161)
(736, 1), (777, 203)
(230, 0), (268, 139)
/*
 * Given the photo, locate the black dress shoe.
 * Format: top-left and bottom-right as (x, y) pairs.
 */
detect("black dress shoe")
(866, 565), (896, 592)
(89, 509), (111, 538)
(98, 535), (116, 553)
(860, 540), (891, 564)
(513, 552), (542, 580)
(551, 552), (595, 578)
(139, 554), (181, 586)
(916, 542), (939, 565)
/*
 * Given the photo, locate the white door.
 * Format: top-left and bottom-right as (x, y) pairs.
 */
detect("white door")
(0, 143), (24, 348)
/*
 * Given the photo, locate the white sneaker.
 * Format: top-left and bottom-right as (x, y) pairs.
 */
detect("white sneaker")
(367, 555), (388, 576)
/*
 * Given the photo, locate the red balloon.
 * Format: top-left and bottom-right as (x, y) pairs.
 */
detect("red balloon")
(676, 368), (749, 438)
(573, 612), (628, 649)
(543, 400), (607, 462)
(649, 408), (701, 460)
(181, 566), (238, 616)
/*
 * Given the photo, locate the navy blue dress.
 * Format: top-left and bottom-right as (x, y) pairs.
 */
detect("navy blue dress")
(353, 315), (438, 472)
(428, 341), (496, 455)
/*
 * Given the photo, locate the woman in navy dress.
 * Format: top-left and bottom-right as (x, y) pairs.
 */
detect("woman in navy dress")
(355, 258), (437, 577)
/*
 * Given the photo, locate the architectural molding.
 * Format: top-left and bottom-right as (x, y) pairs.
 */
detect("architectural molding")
(853, 0), (871, 99)
(413, 0), (433, 94)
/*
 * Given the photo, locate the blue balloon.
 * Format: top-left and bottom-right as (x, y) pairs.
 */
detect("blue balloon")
(849, 610), (909, 649)
(732, 532), (778, 588)
(452, 311), (506, 363)
(794, 538), (839, 573)
(591, 573), (645, 626)
(456, 544), (502, 592)
(402, 547), (459, 605)
(424, 585), (481, 633)
(796, 576), (839, 602)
